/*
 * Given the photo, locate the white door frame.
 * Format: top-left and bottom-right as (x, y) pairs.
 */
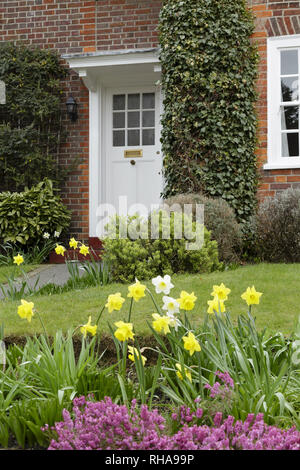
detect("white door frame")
(63, 49), (162, 237)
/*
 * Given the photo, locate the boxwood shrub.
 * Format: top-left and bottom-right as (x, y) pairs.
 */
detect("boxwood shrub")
(103, 211), (221, 283)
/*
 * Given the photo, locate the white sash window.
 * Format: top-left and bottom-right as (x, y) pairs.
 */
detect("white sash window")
(266, 35), (300, 169)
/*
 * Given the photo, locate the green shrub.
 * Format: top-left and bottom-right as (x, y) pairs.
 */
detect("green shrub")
(164, 193), (242, 263)
(0, 43), (69, 192)
(0, 179), (71, 248)
(103, 211), (221, 282)
(256, 188), (300, 263)
(159, 0), (259, 222)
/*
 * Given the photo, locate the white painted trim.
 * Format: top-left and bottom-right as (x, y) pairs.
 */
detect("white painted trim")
(268, 34), (300, 45)
(89, 83), (101, 237)
(263, 162), (300, 170)
(267, 35), (300, 169)
(78, 70), (97, 92)
(66, 50), (160, 71)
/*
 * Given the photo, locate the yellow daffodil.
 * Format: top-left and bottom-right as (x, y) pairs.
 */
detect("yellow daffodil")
(55, 244), (66, 256)
(152, 313), (171, 335)
(176, 291), (197, 311)
(182, 331), (201, 356)
(176, 363), (192, 382)
(13, 253), (24, 266)
(210, 283), (231, 301)
(127, 279), (146, 302)
(114, 321), (135, 342)
(207, 296), (226, 314)
(79, 244), (89, 256)
(80, 316), (97, 338)
(17, 299), (34, 323)
(128, 345), (147, 366)
(105, 292), (125, 313)
(241, 286), (263, 306)
(69, 238), (78, 250)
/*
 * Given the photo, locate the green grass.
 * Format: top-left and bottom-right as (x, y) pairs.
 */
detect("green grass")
(0, 265), (38, 284)
(0, 263), (299, 337)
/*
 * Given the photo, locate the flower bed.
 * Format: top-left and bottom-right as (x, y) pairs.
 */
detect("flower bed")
(0, 270), (300, 450)
(46, 397), (300, 450)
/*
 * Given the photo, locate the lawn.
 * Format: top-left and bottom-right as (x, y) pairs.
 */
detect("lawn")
(0, 263), (299, 337)
(0, 265), (38, 284)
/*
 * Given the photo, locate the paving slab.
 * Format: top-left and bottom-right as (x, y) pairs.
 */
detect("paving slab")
(0, 262), (87, 299)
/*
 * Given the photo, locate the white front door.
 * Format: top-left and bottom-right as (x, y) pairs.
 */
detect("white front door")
(105, 86), (163, 216)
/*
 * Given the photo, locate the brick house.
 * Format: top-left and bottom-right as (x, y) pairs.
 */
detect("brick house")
(1, 1), (300, 245)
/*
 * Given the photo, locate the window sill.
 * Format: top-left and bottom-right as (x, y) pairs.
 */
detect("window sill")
(263, 162), (300, 170)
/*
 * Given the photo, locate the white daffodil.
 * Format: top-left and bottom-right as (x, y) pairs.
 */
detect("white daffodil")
(152, 275), (174, 295)
(54, 231), (60, 238)
(43, 232), (50, 239)
(162, 296), (180, 315)
(166, 312), (181, 331)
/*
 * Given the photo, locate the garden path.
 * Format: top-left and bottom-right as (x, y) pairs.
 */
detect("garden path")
(0, 263), (85, 299)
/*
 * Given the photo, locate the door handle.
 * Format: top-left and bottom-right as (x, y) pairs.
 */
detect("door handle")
(130, 159), (136, 166)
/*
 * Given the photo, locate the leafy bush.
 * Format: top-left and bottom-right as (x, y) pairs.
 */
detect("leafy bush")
(159, 0), (259, 222)
(0, 239), (57, 266)
(164, 193), (242, 263)
(0, 43), (68, 191)
(256, 188), (300, 263)
(47, 397), (300, 450)
(0, 179), (71, 248)
(102, 211), (221, 282)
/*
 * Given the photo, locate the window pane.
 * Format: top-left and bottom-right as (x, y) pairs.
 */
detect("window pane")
(142, 110), (155, 128)
(128, 94), (140, 110)
(113, 95), (125, 111)
(281, 106), (299, 130)
(128, 129), (140, 146)
(128, 111), (140, 128)
(281, 77), (299, 102)
(113, 112), (125, 129)
(142, 129), (155, 146)
(142, 93), (155, 109)
(282, 133), (299, 157)
(113, 130), (125, 147)
(281, 50), (298, 75)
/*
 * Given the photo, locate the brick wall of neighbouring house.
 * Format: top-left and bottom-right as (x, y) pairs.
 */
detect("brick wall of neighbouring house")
(248, 0), (300, 199)
(0, 0), (162, 241)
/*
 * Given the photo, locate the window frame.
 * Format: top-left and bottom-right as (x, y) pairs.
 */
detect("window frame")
(266, 34), (300, 170)
(112, 92), (156, 148)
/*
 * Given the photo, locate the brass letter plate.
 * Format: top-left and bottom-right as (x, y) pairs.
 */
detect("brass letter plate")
(124, 149), (143, 158)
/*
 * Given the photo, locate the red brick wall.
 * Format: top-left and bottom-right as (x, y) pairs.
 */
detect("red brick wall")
(95, 0), (161, 51)
(2, 0), (300, 239)
(0, 0), (161, 241)
(248, 0), (300, 199)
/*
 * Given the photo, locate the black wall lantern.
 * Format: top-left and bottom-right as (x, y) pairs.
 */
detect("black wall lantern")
(66, 96), (78, 122)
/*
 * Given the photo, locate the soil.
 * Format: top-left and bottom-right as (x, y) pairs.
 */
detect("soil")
(3, 333), (166, 366)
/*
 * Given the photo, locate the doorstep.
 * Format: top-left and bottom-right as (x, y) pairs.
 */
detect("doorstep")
(49, 238), (104, 264)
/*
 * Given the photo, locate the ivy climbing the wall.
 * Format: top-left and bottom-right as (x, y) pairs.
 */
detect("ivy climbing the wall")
(0, 43), (68, 192)
(159, 0), (259, 223)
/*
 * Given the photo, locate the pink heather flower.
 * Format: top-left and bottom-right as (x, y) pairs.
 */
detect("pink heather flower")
(45, 398), (300, 450)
